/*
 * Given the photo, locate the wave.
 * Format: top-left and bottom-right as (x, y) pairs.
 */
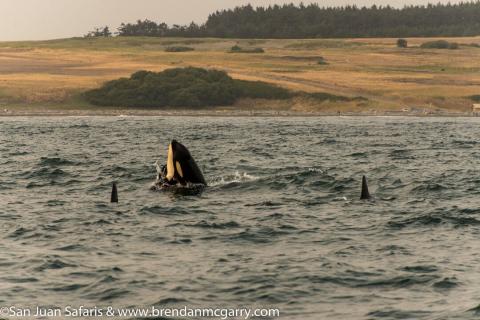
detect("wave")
(432, 277), (458, 290)
(34, 257), (77, 271)
(68, 123), (90, 128)
(38, 156), (76, 167)
(293, 273), (438, 289)
(20, 167), (70, 179)
(186, 220), (241, 229)
(387, 211), (480, 229)
(367, 308), (431, 319)
(84, 288), (131, 302)
(226, 227), (293, 244)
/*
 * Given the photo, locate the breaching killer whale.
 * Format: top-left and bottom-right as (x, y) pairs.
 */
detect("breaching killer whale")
(152, 140), (206, 191)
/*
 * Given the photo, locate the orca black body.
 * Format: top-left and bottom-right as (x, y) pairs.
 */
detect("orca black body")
(111, 182), (118, 203)
(152, 140), (206, 191)
(360, 175), (371, 200)
(167, 140), (206, 185)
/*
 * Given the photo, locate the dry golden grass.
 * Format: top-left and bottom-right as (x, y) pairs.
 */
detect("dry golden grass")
(0, 36), (479, 112)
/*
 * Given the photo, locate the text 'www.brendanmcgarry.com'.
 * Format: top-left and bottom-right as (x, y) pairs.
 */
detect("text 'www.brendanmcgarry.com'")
(2, 306), (280, 319)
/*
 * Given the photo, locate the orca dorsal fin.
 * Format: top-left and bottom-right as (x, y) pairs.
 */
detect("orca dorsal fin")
(360, 175), (371, 200)
(111, 182), (118, 203)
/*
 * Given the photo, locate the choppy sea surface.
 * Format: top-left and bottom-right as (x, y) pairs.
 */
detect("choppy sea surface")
(2, 116), (480, 320)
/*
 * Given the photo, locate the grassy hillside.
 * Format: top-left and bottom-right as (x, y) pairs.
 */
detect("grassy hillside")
(0, 36), (479, 113)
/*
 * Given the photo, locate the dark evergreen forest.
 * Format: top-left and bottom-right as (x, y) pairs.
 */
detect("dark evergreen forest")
(109, 2), (480, 38)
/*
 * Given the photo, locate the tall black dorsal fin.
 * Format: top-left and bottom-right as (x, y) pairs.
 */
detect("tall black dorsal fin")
(360, 175), (371, 200)
(111, 182), (118, 203)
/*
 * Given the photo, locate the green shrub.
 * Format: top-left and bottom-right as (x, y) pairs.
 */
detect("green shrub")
(420, 40), (458, 49)
(165, 46), (195, 52)
(229, 46), (264, 53)
(397, 38), (408, 48)
(469, 95), (480, 102)
(85, 67), (289, 108)
(317, 57), (328, 65)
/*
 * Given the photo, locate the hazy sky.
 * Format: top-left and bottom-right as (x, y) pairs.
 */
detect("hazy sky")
(0, 0), (466, 41)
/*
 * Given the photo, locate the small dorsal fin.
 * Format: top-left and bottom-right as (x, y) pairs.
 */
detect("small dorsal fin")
(111, 182), (118, 203)
(360, 175), (371, 200)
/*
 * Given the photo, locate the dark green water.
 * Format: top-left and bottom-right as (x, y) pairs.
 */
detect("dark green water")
(1, 116), (480, 320)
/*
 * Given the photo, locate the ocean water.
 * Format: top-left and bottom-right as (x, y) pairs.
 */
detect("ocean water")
(1, 116), (480, 320)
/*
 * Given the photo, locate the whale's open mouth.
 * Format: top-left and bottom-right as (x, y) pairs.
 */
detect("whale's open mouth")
(153, 140), (207, 190)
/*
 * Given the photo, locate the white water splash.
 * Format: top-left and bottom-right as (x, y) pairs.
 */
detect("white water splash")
(209, 171), (259, 186)
(154, 160), (162, 176)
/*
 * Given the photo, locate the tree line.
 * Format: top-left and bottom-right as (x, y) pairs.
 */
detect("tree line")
(87, 2), (480, 38)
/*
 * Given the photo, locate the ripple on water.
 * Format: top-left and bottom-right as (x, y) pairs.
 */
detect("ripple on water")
(34, 257), (77, 272)
(187, 220), (241, 229)
(387, 211), (480, 230)
(367, 308), (431, 319)
(432, 277), (459, 290)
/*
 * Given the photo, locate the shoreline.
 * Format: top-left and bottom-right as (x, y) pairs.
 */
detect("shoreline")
(0, 108), (477, 117)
